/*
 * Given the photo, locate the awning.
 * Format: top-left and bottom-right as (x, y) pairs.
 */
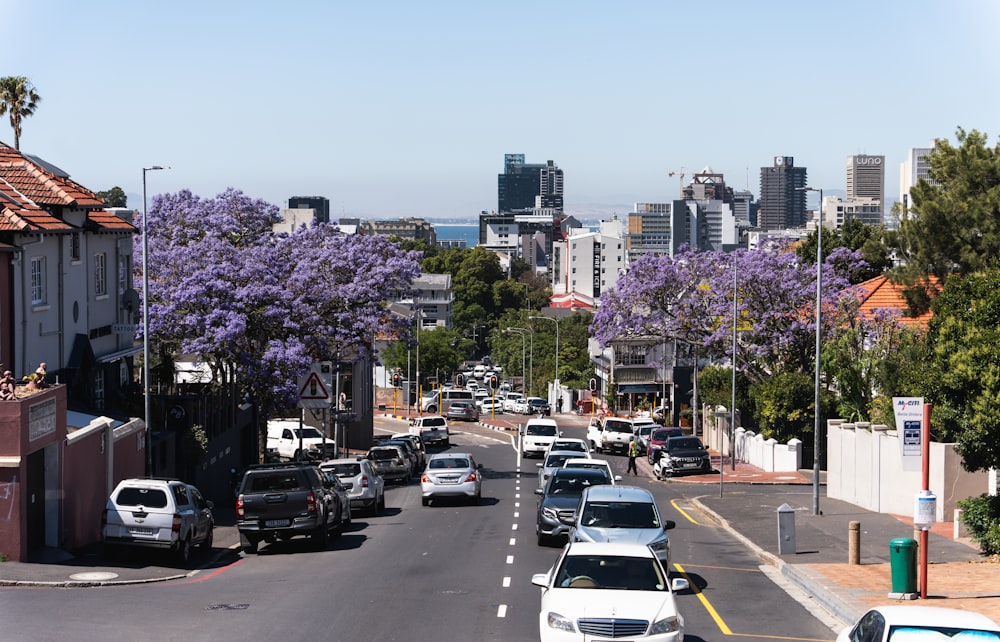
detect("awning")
(96, 345), (143, 364)
(618, 384), (661, 394)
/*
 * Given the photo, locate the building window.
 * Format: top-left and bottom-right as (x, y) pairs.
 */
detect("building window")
(118, 255), (131, 295)
(95, 252), (108, 296)
(31, 257), (46, 305)
(614, 344), (647, 366)
(70, 233), (81, 261)
(94, 369), (105, 411)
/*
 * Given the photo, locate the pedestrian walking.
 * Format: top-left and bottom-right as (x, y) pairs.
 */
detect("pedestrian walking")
(627, 437), (639, 475)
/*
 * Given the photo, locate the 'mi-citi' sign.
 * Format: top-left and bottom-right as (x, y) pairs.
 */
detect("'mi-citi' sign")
(892, 397), (923, 471)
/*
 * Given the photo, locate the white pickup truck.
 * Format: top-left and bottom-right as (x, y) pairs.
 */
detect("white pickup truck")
(587, 417), (635, 455)
(266, 420), (335, 461)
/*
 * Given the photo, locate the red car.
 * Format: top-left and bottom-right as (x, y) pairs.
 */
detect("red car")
(646, 426), (684, 464)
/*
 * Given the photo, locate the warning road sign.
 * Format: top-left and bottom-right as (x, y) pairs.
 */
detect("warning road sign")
(298, 371), (331, 409)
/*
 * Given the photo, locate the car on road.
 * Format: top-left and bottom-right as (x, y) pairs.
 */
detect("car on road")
(446, 400), (480, 422)
(479, 397), (503, 414)
(408, 415), (450, 447)
(836, 605), (1000, 641)
(320, 457), (386, 516)
(544, 437), (590, 458)
(647, 426), (684, 464)
(531, 541), (689, 641)
(521, 417), (561, 458)
(652, 435), (712, 478)
(102, 478), (215, 565)
(502, 392), (524, 413)
(420, 452), (483, 506)
(367, 444), (413, 483)
(525, 397), (551, 416)
(534, 468), (613, 546)
(537, 450), (590, 488)
(570, 485), (676, 568)
(563, 457), (620, 485)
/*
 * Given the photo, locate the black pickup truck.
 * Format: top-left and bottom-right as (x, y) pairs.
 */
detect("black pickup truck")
(235, 462), (344, 553)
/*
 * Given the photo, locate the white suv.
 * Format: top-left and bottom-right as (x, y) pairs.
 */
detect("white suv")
(102, 478), (215, 566)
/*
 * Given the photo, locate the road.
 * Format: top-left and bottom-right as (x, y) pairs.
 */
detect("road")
(0, 414), (841, 641)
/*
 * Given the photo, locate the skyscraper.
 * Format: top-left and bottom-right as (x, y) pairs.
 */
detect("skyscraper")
(845, 155), (885, 223)
(758, 156), (807, 230)
(497, 154), (563, 212)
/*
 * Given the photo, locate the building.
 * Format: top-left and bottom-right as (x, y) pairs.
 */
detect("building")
(550, 219), (626, 309)
(758, 156), (807, 230)
(823, 196), (883, 229)
(898, 146), (938, 229)
(362, 217), (437, 244)
(627, 203), (677, 260)
(403, 274), (454, 329)
(845, 155), (885, 222)
(288, 196), (330, 224)
(497, 154), (563, 212)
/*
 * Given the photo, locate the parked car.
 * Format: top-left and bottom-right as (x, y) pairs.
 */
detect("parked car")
(446, 400), (480, 422)
(408, 415), (450, 447)
(534, 468), (613, 546)
(382, 438), (422, 474)
(525, 397), (551, 416)
(537, 450), (590, 488)
(531, 541), (689, 641)
(235, 462), (344, 554)
(318, 467), (353, 527)
(634, 422), (657, 455)
(102, 478), (214, 566)
(563, 457), (621, 485)
(391, 433), (426, 470)
(266, 420), (335, 462)
(836, 605), (1000, 642)
(647, 426), (684, 464)
(570, 485), (676, 567)
(320, 457), (386, 516)
(367, 444), (413, 483)
(420, 452), (483, 506)
(652, 435), (712, 478)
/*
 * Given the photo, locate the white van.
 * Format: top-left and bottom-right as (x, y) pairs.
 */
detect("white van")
(420, 389), (475, 413)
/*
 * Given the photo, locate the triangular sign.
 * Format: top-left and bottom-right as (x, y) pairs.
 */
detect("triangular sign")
(299, 372), (330, 400)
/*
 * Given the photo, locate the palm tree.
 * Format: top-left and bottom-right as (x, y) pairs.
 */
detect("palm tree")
(0, 76), (41, 150)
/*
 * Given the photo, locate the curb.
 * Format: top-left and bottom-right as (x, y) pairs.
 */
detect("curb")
(689, 496), (858, 627)
(0, 572), (194, 588)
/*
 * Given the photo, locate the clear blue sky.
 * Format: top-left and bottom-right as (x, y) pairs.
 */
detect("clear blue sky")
(3, 0), (998, 219)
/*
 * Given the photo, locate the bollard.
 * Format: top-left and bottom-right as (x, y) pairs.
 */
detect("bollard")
(848, 521), (861, 565)
(777, 503), (796, 555)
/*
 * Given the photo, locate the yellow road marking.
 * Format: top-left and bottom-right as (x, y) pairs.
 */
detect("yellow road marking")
(670, 498), (700, 524)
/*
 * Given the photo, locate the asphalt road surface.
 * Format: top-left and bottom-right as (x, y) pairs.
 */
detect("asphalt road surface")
(0, 414), (841, 642)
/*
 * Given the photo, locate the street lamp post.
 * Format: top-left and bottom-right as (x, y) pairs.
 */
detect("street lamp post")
(142, 165), (167, 477)
(510, 326), (532, 392)
(529, 315), (559, 400)
(506, 328), (527, 393)
(800, 186), (824, 516)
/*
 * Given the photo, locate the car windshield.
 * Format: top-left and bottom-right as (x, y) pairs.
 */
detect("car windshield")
(580, 501), (660, 528)
(669, 438), (703, 450)
(652, 429), (677, 441)
(638, 426), (654, 437)
(552, 441), (586, 452)
(116, 487), (169, 508)
(294, 427), (324, 439)
(545, 453), (575, 468)
(554, 555), (667, 591)
(888, 628), (1000, 641)
(369, 449), (399, 461)
(526, 425), (557, 436)
(326, 463), (361, 477)
(604, 420), (632, 433)
(547, 473), (608, 495)
(429, 458), (470, 469)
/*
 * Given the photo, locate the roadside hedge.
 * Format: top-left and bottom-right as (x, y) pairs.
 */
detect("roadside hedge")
(958, 494), (1000, 556)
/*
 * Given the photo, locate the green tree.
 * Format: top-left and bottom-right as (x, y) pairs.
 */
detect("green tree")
(896, 128), (1000, 289)
(795, 218), (893, 284)
(97, 186), (128, 208)
(0, 76), (41, 150)
(748, 371), (834, 445)
(906, 270), (1000, 472)
(380, 327), (473, 389)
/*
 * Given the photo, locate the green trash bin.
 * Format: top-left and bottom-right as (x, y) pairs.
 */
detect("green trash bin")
(889, 537), (918, 594)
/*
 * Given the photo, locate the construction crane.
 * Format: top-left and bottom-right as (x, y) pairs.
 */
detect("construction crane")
(668, 167), (686, 199)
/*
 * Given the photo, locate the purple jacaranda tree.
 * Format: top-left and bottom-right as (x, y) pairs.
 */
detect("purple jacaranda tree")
(592, 242), (866, 385)
(141, 188), (421, 457)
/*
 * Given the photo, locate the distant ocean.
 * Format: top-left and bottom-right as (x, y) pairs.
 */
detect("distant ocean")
(434, 223), (479, 248)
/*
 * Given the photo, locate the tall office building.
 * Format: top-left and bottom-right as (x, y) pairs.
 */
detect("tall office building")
(497, 154), (563, 212)
(758, 156), (807, 230)
(898, 146), (939, 228)
(846, 155), (885, 222)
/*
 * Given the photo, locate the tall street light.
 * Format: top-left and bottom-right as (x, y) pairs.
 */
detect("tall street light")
(529, 315), (559, 401)
(505, 328), (527, 392)
(799, 185), (824, 516)
(142, 165), (168, 476)
(510, 326), (532, 392)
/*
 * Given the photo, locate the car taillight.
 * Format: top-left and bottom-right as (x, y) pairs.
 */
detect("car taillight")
(236, 494), (244, 517)
(361, 475), (369, 488)
(421, 473), (429, 483)
(306, 492), (317, 513)
(465, 472), (477, 482)
(395, 458), (404, 465)
(172, 514), (182, 534)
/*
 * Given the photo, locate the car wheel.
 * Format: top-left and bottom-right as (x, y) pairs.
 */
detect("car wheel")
(702, 459), (712, 473)
(471, 491), (481, 505)
(421, 497), (430, 506)
(443, 439), (450, 447)
(377, 494), (386, 514)
(344, 505), (352, 526)
(102, 543), (119, 561)
(240, 534), (258, 555)
(199, 526), (214, 552)
(537, 532), (550, 547)
(176, 536), (192, 566)
(313, 523), (330, 550)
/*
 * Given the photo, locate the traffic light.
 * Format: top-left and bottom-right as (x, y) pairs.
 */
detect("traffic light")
(392, 372), (401, 388)
(456, 373), (465, 387)
(589, 377), (597, 392)
(489, 375), (498, 390)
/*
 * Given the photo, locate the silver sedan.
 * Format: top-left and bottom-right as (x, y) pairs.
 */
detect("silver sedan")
(421, 453), (482, 506)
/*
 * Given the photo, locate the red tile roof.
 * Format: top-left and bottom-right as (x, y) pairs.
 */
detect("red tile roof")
(0, 142), (133, 233)
(853, 275), (937, 329)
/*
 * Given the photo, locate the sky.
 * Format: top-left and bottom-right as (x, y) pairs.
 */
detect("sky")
(3, 0), (999, 220)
